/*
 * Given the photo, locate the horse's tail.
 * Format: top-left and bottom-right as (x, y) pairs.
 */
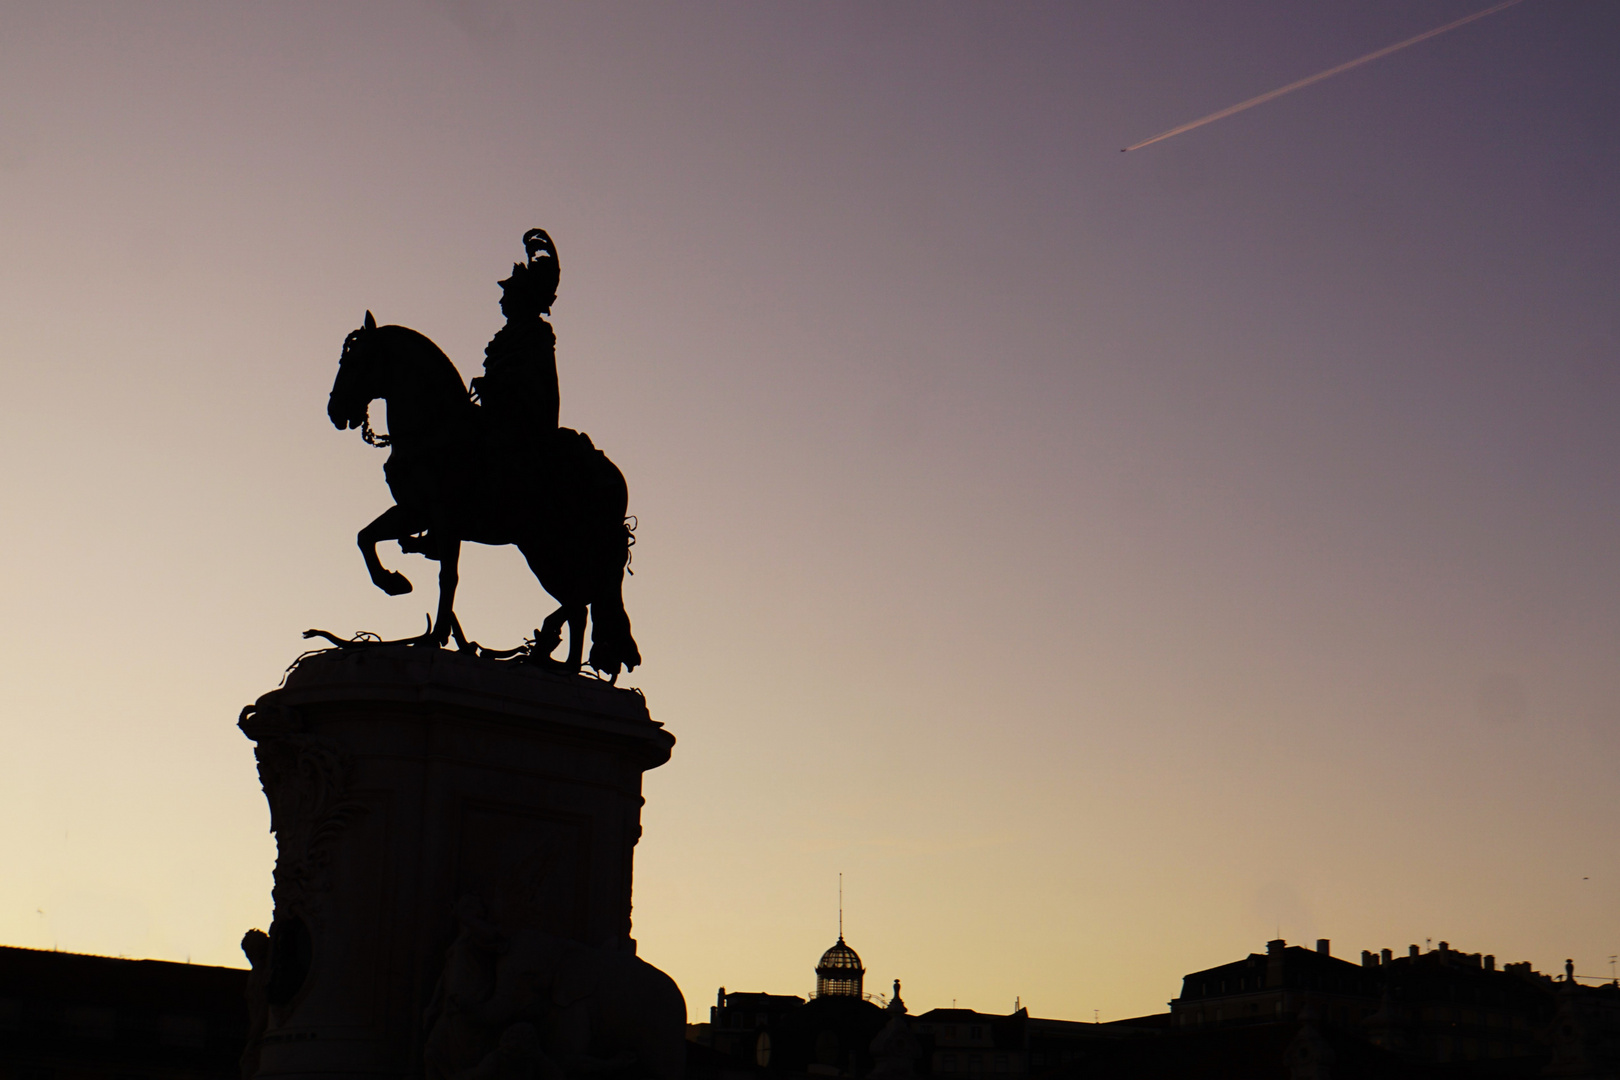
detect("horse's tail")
(554, 432), (636, 674)
(587, 516), (640, 675)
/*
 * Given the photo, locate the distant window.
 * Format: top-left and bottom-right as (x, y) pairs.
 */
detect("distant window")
(66, 1008), (116, 1041)
(159, 1015), (207, 1048)
(940, 1055), (955, 1072)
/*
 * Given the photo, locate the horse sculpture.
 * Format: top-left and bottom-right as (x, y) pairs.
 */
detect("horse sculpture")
(326, 312), (640, 675)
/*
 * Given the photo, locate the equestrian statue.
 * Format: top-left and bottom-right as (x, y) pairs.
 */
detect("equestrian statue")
(324, 229), (640, 676)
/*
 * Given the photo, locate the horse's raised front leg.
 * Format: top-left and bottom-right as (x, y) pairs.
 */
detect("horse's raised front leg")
(431, 537), (462, 647)
(358, 505), (426, 596)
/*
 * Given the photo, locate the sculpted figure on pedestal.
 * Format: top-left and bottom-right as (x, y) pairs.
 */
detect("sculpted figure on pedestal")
(324, 229), (639, 675)
(425, 896), (686, 1080)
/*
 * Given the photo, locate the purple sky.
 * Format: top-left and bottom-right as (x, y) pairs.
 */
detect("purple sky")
(1, 2), (1617, 1020)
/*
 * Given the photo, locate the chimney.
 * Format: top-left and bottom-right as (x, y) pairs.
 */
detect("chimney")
(1485, 955), (1496, 972)
(1361, 950), (1376, 968)
(1438, 941), (1450, 954)
(1316, 939), (1330, 956)
(1381, 949), (1393, 965)
(1409, 945), (1420, 958)
(1268, 939), (1287, 956)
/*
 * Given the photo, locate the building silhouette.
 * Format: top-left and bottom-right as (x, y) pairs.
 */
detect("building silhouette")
(1172, 937), (1556, 1065)
(0, 945), (247, 1080)
(9, 929), (1620, 1079)
(695, 934), (1620, 1079)
(696, 933), (887, 1077)
(908, 1006), (1121, 1076)
(709, 990), (807, 1064)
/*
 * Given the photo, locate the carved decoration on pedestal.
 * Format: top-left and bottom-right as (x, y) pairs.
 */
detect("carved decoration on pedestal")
(237, 645), (681, 1080)
(424, 896), (684, 1080)
(238, 703), (372, 1061)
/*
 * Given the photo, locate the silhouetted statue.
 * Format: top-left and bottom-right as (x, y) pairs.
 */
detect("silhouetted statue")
(471, 229), (561, 470)
(324, 231), (639, 675)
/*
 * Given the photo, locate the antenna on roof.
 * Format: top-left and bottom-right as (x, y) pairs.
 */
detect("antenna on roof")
(839, 873), (844, 940)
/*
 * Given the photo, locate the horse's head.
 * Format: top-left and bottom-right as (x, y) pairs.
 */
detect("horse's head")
(328, 310), (382, 434)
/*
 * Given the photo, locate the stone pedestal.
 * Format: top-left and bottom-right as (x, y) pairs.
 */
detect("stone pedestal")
(238, 646), (678, 1080)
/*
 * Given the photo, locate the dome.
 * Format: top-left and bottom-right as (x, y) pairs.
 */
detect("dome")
(815, 937), (865, 998)
(817, 939), (863, 972)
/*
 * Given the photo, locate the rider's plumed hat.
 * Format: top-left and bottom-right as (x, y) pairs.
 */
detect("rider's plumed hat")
(498, 228), (560, 315)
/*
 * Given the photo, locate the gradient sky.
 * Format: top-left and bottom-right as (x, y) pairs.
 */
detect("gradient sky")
(2, 1), (1618, 1023)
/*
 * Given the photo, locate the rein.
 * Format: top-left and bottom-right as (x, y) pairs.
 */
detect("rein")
(361, 412), (391, 448)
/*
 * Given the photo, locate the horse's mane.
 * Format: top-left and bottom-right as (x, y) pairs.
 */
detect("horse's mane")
(376, 324), (470, 400)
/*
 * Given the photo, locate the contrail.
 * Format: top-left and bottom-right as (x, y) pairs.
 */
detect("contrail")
(1123, 0), (1528, 152)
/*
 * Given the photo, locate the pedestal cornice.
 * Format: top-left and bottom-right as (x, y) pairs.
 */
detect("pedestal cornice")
(246, 645), (672, 771)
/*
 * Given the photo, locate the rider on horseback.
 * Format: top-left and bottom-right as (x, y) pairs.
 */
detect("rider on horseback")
(327, 229), (640, 673)
(470, 229), (560, 470)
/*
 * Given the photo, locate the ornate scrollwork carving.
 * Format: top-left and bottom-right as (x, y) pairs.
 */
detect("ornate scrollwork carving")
(239, 705), (369, 904)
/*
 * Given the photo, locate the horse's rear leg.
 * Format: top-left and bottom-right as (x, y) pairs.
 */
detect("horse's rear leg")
(564, 607), (587, 671)
(431, 537), (461, 647)
(587, 571), (640, 676)
(516, 541), (587, 670)
(531, 605), (587, 670)
(535, 606), (568, 658)
(359, 506), (426, 596)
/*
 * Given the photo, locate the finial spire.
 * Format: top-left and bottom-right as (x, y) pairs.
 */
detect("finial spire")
(838, 872), (843, 939)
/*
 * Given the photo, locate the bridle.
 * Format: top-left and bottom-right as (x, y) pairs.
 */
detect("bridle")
(338, 325), (391, 448)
